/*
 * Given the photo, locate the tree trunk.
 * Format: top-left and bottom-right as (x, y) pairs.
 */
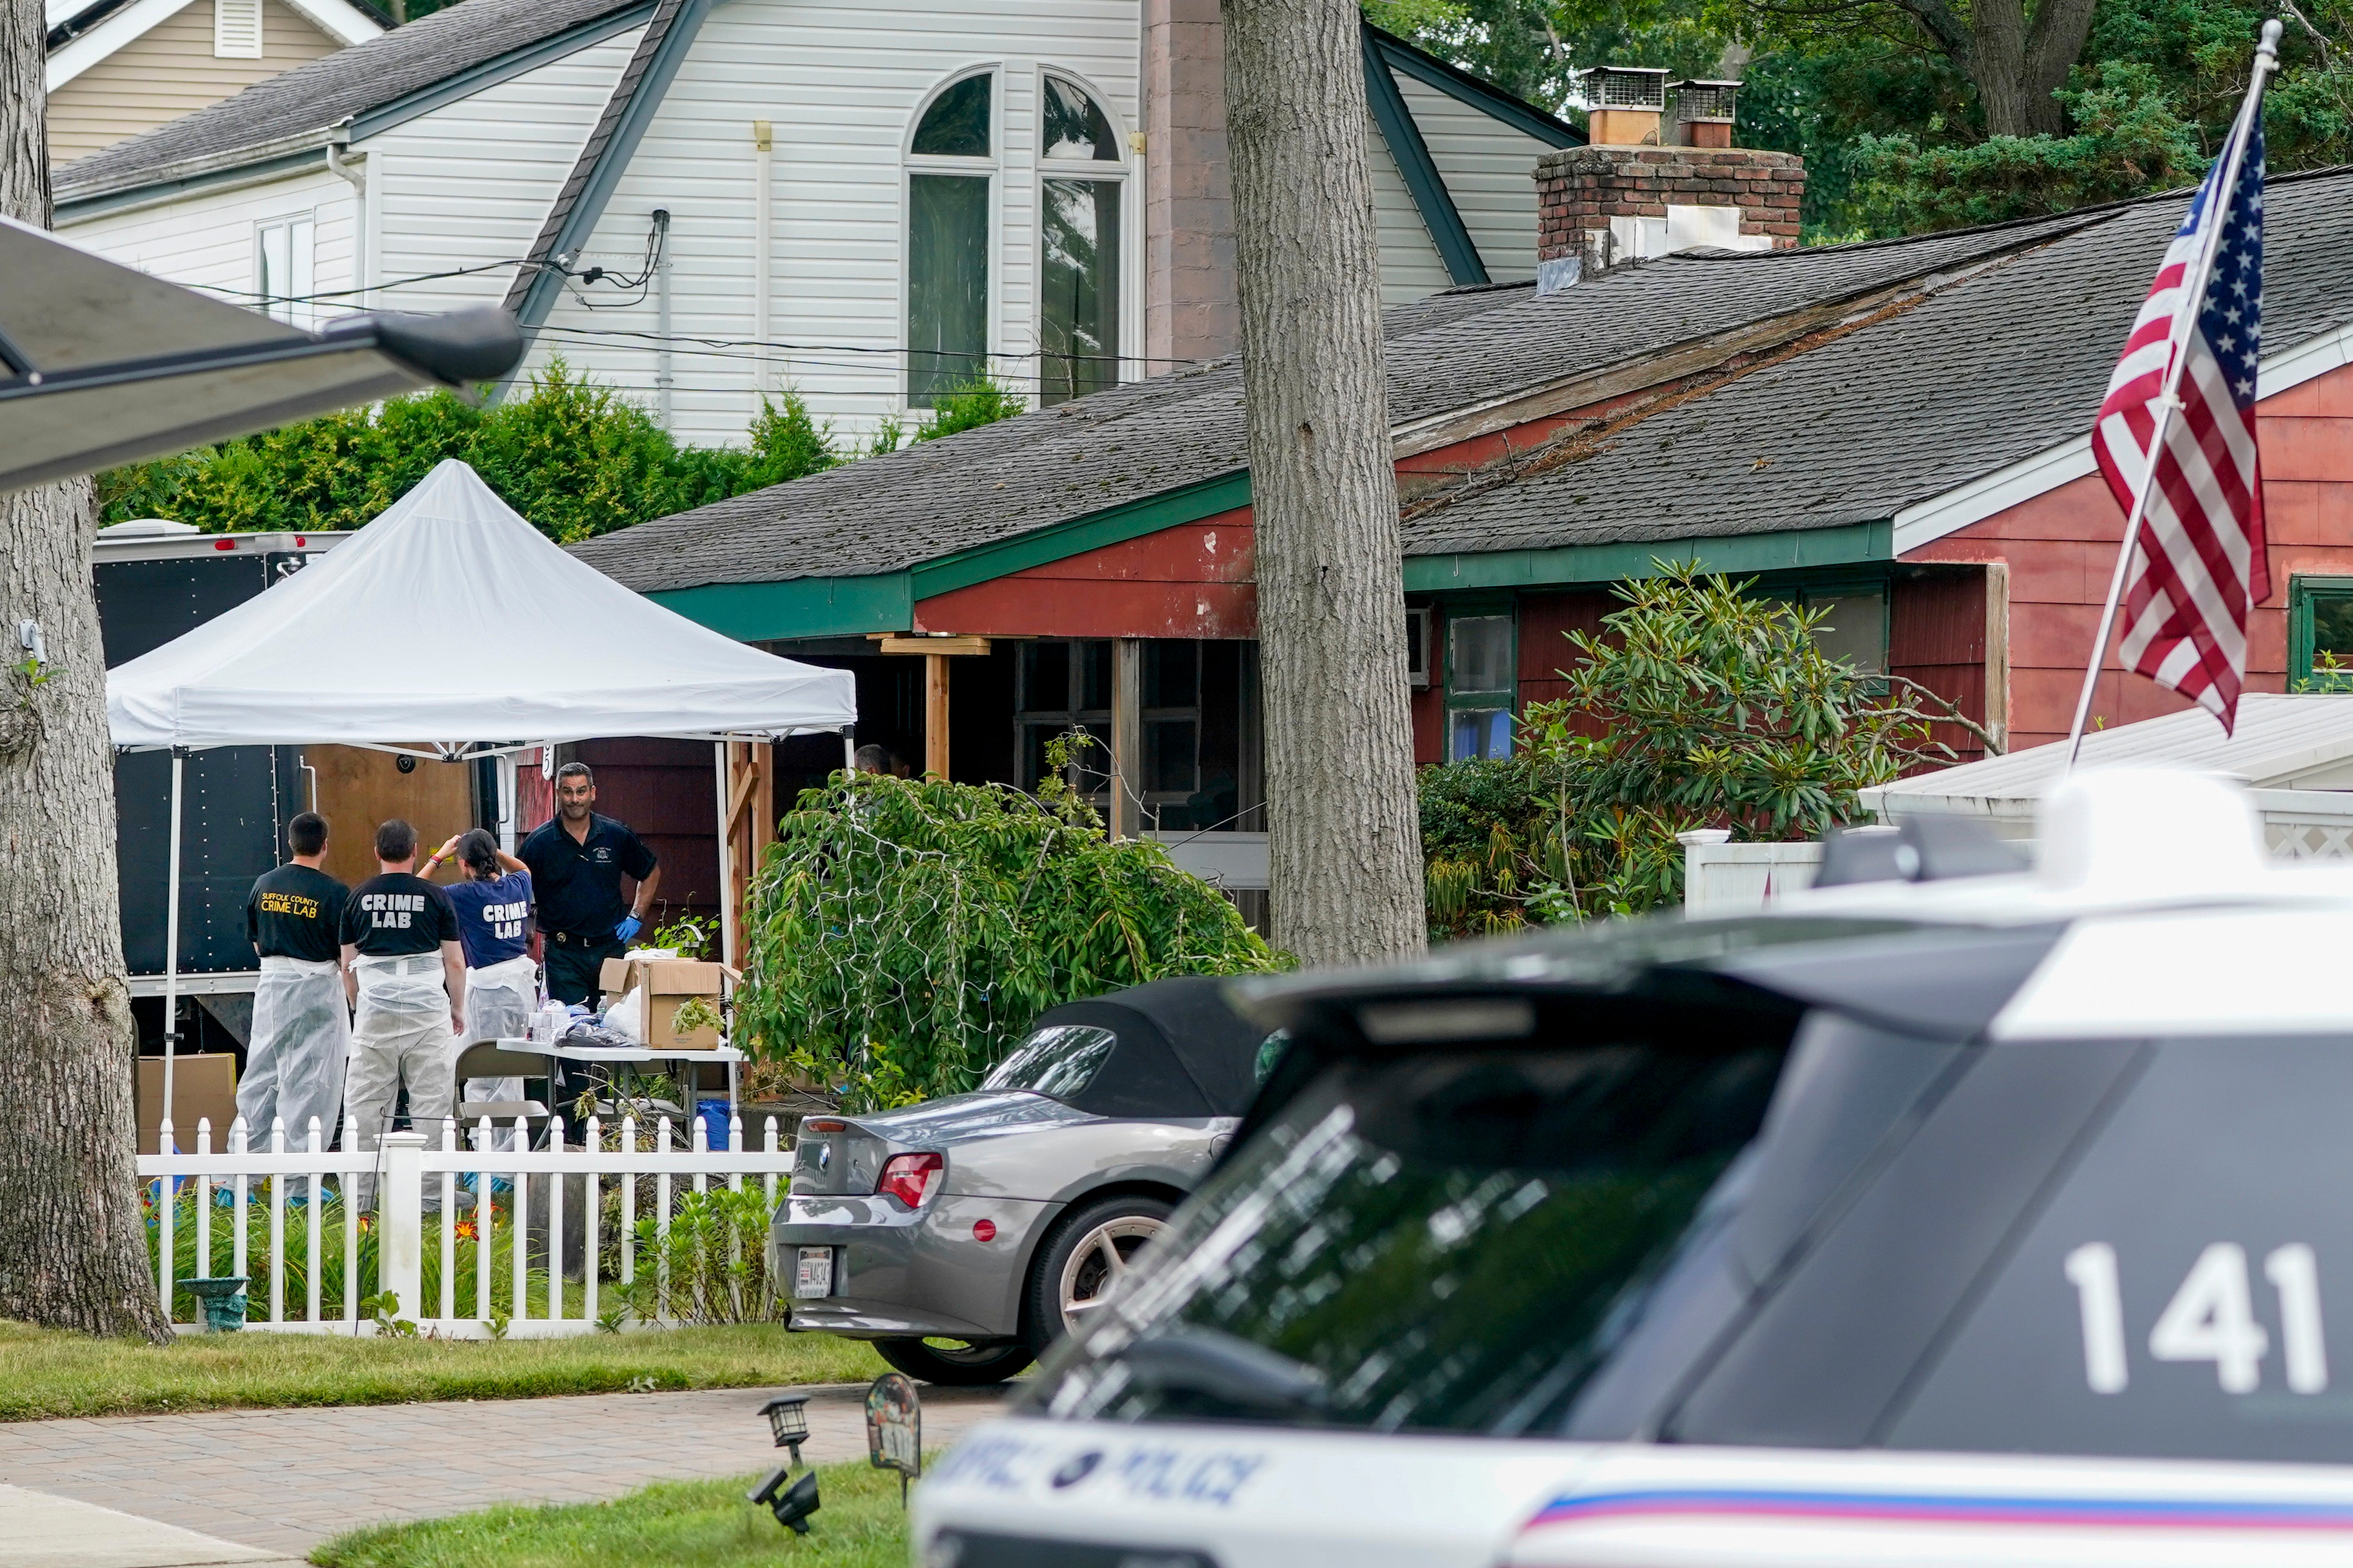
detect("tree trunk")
(1898, 0), (2096, 136)
(0, 0), (173, 1341)
(1222, 0), (1426, 967)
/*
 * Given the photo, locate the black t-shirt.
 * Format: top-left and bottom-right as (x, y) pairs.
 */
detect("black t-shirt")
(340, 873), (460, 957)
(247, 865), (348, 963)
(519, 812), (656, 937)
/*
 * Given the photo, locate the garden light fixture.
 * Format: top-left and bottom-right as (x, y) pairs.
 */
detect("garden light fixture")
(748, 1467), (821, 1535)
(761, 1392), (811, 1463)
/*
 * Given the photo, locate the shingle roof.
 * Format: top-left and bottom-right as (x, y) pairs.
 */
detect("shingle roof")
(1402, 166), (2353, 560)
(574, 212), (2105, 594)
(55, 0), (645, 202)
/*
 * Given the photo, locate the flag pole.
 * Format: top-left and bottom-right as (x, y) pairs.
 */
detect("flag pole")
(2061, 17), (2282, 774)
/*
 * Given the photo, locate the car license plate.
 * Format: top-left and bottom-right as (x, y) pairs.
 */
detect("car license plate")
(794, 1246), (834, 1299)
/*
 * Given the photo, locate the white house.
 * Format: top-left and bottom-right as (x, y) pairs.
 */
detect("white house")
(52, 0), (1581, 447)
(45, 0), (382, 165)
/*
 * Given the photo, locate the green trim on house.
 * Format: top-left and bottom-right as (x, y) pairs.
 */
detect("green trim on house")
(646, 572), (912, 641)
(907, 470), (1253, 600)
(1402, 520), (1894, 594)
(1366, 29), (1584, 150)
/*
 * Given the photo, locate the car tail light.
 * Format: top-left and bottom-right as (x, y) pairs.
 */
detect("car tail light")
(877, 1152), (944, 1208)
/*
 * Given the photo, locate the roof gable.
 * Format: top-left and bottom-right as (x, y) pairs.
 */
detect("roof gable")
(54, 0), (646, 205)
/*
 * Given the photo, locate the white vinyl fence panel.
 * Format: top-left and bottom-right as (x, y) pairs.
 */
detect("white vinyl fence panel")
(140, 1113), (794, 1337)
(1681, 838), (1824, 915)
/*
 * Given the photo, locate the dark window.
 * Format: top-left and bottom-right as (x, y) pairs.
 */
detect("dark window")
(983, 1024), (1119, 1099)
(912, 74), (991, 156)
(908, 74), (992, 407)
(1888, 1034), (2353, 1464)
(907, 175), (989, 407)
(1025, 1032), (1791, 1435)
(2292, 576), (2353, 689)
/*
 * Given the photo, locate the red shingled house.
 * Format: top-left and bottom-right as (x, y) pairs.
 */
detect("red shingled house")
(572, 145), (2353, 943)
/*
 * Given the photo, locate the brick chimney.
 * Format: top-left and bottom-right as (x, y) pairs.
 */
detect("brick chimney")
(1535, 73), (1802, 287)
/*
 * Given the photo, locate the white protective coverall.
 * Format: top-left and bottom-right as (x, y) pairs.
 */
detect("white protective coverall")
(344, 952), (458, 1210)
(463, 953), (538, 1152)
(236, 956), (349, 1157)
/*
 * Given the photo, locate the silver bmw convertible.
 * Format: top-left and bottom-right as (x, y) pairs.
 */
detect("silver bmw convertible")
(767, 977), (1273, 1384)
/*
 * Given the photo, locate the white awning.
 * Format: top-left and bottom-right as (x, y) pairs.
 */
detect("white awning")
(1862, 694), (2353, 821)
(107, 459), (856, 750)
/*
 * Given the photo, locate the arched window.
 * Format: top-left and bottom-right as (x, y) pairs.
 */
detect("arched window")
(1037, 75), (1124, 406)
(907, 73), (994, 407)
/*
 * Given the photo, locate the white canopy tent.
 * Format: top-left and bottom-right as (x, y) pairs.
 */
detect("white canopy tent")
(107, 459), (858, 1125)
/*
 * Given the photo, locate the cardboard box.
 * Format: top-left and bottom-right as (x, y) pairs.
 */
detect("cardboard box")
(135, 1054), (239, 1156)
(598, 958), (732, 1050)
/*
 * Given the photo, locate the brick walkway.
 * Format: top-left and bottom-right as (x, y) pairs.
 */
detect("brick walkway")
(0, 1382), (1005, 1557)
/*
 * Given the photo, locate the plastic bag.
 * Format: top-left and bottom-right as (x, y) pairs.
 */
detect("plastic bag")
(601, 985), (646, 1043)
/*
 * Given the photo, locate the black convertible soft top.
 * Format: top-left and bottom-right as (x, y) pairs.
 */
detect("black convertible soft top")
(1028, 976), (1269, 1119)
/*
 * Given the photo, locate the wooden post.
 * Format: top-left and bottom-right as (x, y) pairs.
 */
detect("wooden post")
(1111, 638), (1144, 838)
(924, 654), (951, 778)
(718, 741), (774, 968)
(1983, 561), (2011, 755)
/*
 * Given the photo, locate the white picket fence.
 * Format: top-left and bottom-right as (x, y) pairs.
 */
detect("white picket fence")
(138, 1113), (796, 1337)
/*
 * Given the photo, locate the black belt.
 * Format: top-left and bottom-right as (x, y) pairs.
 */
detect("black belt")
(549, 929), (615, 948)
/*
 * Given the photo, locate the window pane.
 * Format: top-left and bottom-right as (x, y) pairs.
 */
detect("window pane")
(1143, 640), (1197, 708)
(1025, 1038), (1788, 1434)
(1040, 177), (1121, 406)
(1451, 708), (1511, 761)
(2312, 591), (2353, 683)
(907, 174), (989, 406)
(1043, 76), (1119, 161)
(1807, 589), (1886, 675)
(1078, 641), (1113, 712)
(913, 74), (991, 156)
(1019, 641), (1071, 714)
(1144, 719), (1197, 795)
(1450, 614), (1513, 694)
(983, 1023), (1119, 1099)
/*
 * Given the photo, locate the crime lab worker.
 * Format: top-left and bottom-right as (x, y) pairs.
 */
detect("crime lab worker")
(339, 818), (465, 1210)
(239, 811), (349, 1165)
(432, 829), (535, 1151)
(520, 762), (659, 1008)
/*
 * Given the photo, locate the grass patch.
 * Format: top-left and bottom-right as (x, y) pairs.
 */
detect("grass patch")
(0, 1320), (884, 1422)
(314, 1459), (914, 1568)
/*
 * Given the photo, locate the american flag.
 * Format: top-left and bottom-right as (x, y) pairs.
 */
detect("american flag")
(2090, 117), (2268, 732)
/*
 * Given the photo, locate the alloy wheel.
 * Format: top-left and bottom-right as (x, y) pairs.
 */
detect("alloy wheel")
(1057, 1215), (1166, 1334)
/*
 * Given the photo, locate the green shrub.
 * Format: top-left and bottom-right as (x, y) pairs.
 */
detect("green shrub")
(1421, 565), (1962, 933)
(96, 362), (855, 542)
(735, 750), (1284, 1108)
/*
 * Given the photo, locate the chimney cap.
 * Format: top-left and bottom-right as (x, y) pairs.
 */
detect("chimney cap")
(1669, 77), (1741, 126)
(1580, 65), (1669, 111)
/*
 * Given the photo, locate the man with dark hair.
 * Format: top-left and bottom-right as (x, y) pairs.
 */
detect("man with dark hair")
(519, 763), (660, 1009)
(238, 812), (350, 1162)
(338, 818), (465, 1209)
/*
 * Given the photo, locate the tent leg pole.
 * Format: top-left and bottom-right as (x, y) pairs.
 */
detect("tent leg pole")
(714, 741), (735, 969)
(842, 731), (854, 776)
(162, 750), (184, 1150)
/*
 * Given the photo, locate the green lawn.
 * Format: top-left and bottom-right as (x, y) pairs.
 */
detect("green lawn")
(0, 1320), (886, 1422)
(313, 1459), (914, 1568)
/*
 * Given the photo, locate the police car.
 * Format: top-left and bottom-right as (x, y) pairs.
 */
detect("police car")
(914, 770), (2353, 1567)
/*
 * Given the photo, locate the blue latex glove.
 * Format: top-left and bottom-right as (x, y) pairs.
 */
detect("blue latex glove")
(615, 914), (642, 945)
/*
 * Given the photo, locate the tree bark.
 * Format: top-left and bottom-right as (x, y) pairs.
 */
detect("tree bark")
(1891, 0), (2098, 135)
(1222, 0), (1426, 967)
(0, 0), (173, 1341)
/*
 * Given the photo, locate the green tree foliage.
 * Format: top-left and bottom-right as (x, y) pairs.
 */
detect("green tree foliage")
(1422, 566), (1958, 937)
(1368, 0), (2353, 239)
(735, 749), (1284, 1109)
(92, 360), (1002, 543)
